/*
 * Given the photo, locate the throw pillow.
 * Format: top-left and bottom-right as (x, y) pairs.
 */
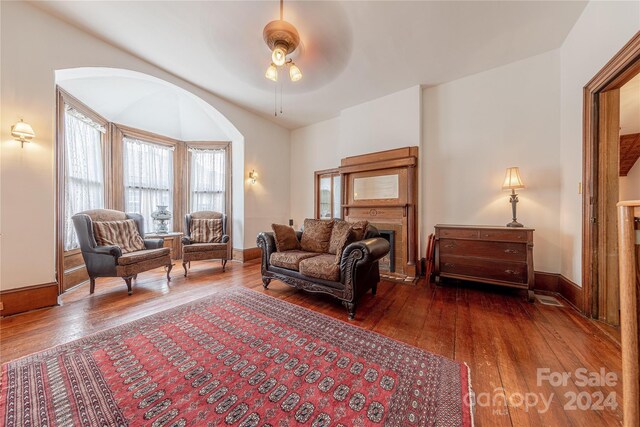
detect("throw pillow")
(328, 220), (352, 255)
(272, 223), (300, 252)
(350, 220), (369, 241)
(93, 219), (145, 254)
(334, 228), (355, 264)
(191, 218), (223, 243)
(300, 219), (334, 253)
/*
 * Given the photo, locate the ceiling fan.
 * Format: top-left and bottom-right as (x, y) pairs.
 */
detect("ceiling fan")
(263, 0), (302, 83)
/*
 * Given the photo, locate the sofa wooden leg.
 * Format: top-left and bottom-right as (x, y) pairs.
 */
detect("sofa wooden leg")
(343, 301), (356, 320)
(89, 277), (96, 294)
(133, 274), (138, 280)
(262, 278), (271, 289)
(183, 262), (188, 277)
(124, 277), (133, 295)
(166, 264), (173, 281)
(222, 259), (227, 272)
(372, 284), (377, 295)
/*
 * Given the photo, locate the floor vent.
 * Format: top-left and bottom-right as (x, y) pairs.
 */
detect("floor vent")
(535, 294), (564, 307)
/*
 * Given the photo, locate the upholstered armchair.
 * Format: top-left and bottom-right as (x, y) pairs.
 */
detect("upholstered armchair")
(72, 209), (173, 295)
(181, 211), (230, 276)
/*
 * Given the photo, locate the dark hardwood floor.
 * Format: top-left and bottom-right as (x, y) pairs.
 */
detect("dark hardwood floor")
(0, 260), (623, 426)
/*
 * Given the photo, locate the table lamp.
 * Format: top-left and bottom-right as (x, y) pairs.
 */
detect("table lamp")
(502, 167), (525, 227)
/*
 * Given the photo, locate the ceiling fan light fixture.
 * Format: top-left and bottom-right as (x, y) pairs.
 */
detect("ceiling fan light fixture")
(271, 43), (288, 66)
(265, 63), (278, 82)
(263, 0), (304, 114)
(289, 63), (302, 82)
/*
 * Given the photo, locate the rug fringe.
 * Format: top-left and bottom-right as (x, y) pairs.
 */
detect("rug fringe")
(464, 362), (475, 427)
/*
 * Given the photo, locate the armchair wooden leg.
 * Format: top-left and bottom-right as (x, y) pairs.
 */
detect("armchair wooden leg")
(133, 274), (138, 280)
(222, 259), (227, 272)
(166, 264), (173, 281)
(262, 277), (271, 289)
(124, 276), (133, 295)
(183, 261), (188, 277)
(89, 277), (96, 294)
(372, 283), (378, 295)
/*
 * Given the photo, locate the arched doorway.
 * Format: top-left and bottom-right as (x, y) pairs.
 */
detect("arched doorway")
(54, 68), (245, 293)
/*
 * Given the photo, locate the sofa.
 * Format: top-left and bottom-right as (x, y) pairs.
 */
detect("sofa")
(257, 219), (390, 320)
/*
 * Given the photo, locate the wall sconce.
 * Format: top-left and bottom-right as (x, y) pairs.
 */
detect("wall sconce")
(11, 119), (35, 148)
(249, 169), (258, 184)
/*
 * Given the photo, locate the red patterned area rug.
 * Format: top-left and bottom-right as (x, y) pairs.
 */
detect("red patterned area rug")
(1, 288), (473, 426)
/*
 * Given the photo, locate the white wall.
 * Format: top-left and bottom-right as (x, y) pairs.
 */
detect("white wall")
(290, 117), (341, 228)
(620, 159), (640, 202)
(559, 0), (640, 285)
(289, 1), (640, 281)
(338, 87), (422, 158)
(424, 50), (563, 273)
(0, 1), (290, 291)
(292, 54), (565, 274)
(289, 86), (422, 229)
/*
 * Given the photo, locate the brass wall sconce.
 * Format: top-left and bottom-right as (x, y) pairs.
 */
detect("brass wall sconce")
(11, 119), (35, 148)
(249, 170), (258, 184)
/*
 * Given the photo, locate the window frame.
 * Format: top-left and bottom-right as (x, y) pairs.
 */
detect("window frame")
(56, 88), (111, 291)
(186, 141), (232, 221)
(111, 123), (179, 232)
(185, 142), (232, 259)
(314, 168), (342, 220)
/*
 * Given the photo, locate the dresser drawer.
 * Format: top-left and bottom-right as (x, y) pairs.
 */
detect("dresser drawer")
(438, 228), (480, 239)
(439, 239), (527, 262)
(478, 229), (528, 242)
(439, 255), (527, 284)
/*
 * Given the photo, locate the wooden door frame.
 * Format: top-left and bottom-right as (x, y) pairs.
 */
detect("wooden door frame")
(582, 31), (640, 318)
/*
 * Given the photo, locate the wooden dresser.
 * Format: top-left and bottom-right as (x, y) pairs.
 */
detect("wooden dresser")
(434, 225), (535, 301)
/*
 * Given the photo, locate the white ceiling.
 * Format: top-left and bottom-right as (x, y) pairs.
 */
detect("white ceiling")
(57, 68), (235, 141)
(621, 73), (640, 135)
(35, 1), (588, 129)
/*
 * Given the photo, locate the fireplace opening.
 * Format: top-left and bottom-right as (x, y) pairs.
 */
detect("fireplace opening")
(378, 229), (395, 273)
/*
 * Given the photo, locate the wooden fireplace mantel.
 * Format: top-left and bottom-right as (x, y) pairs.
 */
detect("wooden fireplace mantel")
(339, 147), (419, 278)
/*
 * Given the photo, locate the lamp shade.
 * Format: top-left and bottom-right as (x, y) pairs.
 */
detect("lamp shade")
(11, 120), (35, 141)
(502, 167), (525, 190)
(289, 63), (302, 82)
(265, 64), (278, 82)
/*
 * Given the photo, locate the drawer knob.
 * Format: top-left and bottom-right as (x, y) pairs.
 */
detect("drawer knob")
(505, 269), (518, 275)
(504, 249), (519, 254)
(444, 244), (455, 248)
(444, 263), (455, 268)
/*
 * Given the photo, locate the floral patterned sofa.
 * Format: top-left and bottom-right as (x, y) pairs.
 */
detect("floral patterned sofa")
(257, 219), (390, 319)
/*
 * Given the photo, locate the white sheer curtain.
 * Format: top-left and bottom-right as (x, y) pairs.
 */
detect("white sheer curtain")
(123, 137), (174, 233)
(190, 148), (226, 213)
(64, 107), (105, 250)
